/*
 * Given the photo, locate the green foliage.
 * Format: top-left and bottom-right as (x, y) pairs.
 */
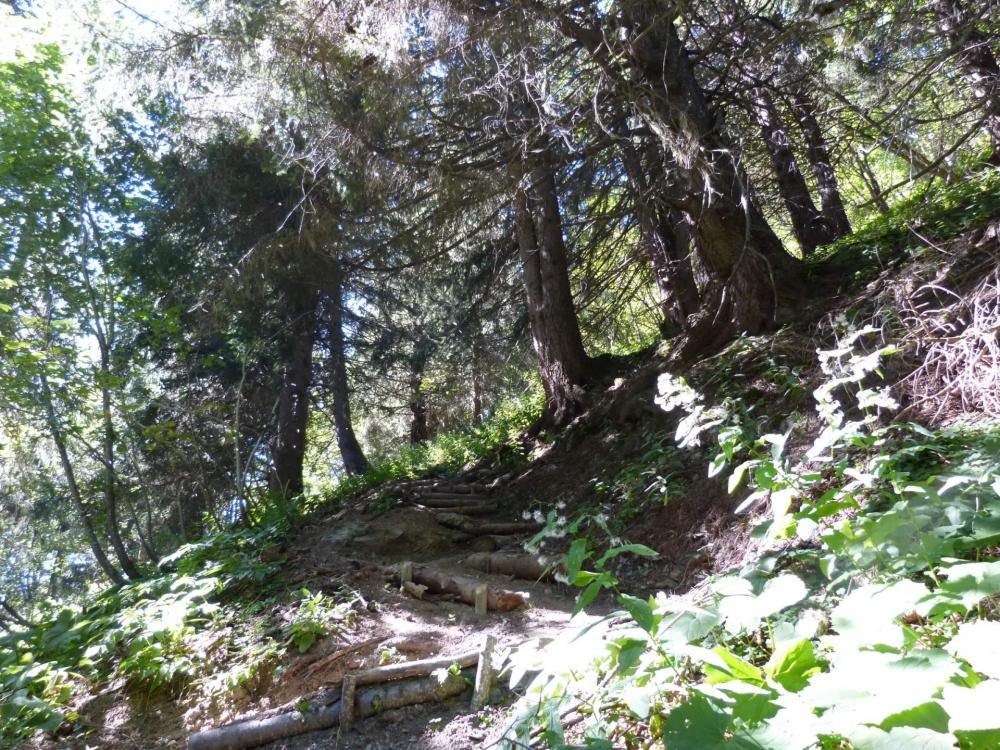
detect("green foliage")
(283, 589), (351, 654)
(592, 431), (686, 526)
(502, 324), (1000, 749)
(818, 168), (1000, 271)
(305, 390), (542, 515)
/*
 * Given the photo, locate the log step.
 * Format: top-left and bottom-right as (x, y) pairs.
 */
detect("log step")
(415, 491), (489, 501)
(462, 552), (558, 581)
(435, 514), (542, 536)
(429, 505), (493, 516)
(398, 563), (527, 611)
(410, 495), (491, 509)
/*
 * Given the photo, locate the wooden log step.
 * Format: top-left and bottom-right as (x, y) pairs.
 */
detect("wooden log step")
(415, 491), (489, 501)
(395, 563), (527, 611)
(462, 552), (558, 581)
(410, 495), (492, 509)
(429, 505), (493, 516)
(187, 664), (475, 750)
(402, 480), (488, 492)
(435, 513), (542, 536)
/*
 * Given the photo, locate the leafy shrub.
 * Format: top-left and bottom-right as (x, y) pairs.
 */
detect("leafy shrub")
(500, 325), (1000, 749)
(284, 588), (352, 654)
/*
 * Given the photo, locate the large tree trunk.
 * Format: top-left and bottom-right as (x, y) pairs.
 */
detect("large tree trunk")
(932, 0), (1000, 165)
(325, 266), (369, 475)
(749, 86), (836, 255)
(514, 156), (592, 426)
(790, 89), (853, 237)
(470, 330), (484, 425)
(408, 358), (430, 444)
(556, 2), (799, 351)
(617, 138), (700, 333)
(269, 286), (318, 498)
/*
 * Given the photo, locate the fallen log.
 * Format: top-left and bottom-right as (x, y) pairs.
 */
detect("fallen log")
(403, 564), (527, 612)
(435, 514), (541, 536)
(351, 649), (480, 685)
(188, 654), (480, 750)
(416, 492), (490, 501)
(428, 504), (493, 516)
(462, 552), (559, 581)
(408, 495), (492, 509)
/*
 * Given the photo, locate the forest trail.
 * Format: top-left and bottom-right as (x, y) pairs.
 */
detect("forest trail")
(183, 471), (596, 750)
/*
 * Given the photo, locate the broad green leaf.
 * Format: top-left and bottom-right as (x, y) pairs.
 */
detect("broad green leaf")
(620, 594), (656, 634)
(740, 702), (818, 749)
(572, 581), (602, 616)
(715, 679), (779, 724)
(595, 543), (658, 567)
(919, 560), (1000, 616)
(766, 639), (820, 692)
(728, 460), (753, 494)
(703, 646), (765, 686)
(719, 574), (807, 633)
(880, 701), (951, 733)
(830, 579), (927, 648)
(947, 620), (1000, 678)
(661, 693), (757, 750)
(615, 638), (645, 674)
(941, 680), (1000, 733)
(847, 726), (956, 750)
(565, 539), (589, 581)
(797, 649), (959, 731)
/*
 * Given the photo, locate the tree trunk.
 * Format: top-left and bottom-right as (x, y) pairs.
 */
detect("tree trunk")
(749, 85), (836, 255)
(514, 156), (592, 426)
(790, 89), (853, 237)
(39, 373), (125, 586)
(98, 352), (142, 579)
(932, 0), (1000, 165)
(325, 266), (369, 475)
(269, 286), (318, 498)
(617, 139), (700, 333)
(471, 331), (484, 424)
(408, 360), (429, 444)
(556, 2), (799, 350)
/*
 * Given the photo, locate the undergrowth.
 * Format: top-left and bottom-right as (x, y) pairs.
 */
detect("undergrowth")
(500, 324), (1000, 749)
(0, 392), (540, 746)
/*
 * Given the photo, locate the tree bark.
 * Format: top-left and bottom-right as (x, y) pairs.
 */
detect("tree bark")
(324, 265), (369, 475)
(39, 373), (126, 586)
(514, 155), (592, 426)
(749, 85), (836, 255)
(269, 286), (318, 498)
(98, 353), (142, 579)
(790, 89), (853, 237)
(470, 330), (484, 424)
(617, 138), (700, 332)
(931, 0), (1000, 165)
(554, 2), (799, 351)
(408, 357), (430, 444)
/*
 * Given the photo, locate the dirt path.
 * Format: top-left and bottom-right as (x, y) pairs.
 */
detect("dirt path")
(240, 473), (586, 750)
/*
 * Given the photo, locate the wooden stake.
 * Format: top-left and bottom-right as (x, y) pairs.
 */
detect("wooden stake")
(473, 583), (488, 615)
(400, 561), (413, 584)
(471, 635), (497, 710)
(340, 674), (357, 729)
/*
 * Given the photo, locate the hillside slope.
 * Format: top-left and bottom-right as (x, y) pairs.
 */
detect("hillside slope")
(6, 172), (1000, 750)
